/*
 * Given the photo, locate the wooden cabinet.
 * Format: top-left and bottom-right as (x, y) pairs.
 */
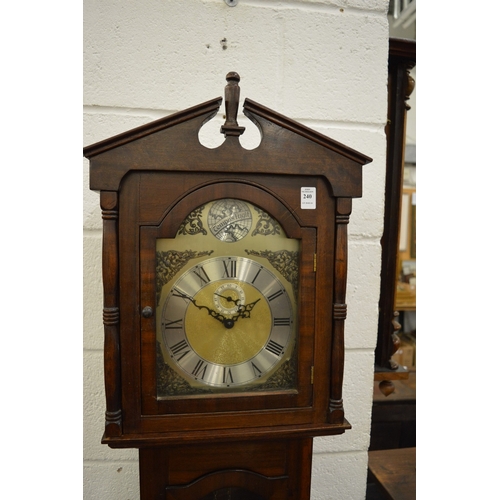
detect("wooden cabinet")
(376, 39), (416, 380)
(141, 440), (312, 499)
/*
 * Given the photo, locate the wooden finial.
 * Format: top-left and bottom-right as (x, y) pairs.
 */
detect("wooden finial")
(220, 71), (245, 137)
(379, 380), (396, 397)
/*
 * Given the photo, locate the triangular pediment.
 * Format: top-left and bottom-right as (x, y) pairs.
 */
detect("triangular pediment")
(83, 97), (223, 159)
(84, 73), (371, 197)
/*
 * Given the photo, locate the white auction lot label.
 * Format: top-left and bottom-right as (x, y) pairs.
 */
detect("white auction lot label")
(301, 187), (316, 209)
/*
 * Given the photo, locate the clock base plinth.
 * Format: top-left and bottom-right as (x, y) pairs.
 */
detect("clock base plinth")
(139, 438), (314, 500)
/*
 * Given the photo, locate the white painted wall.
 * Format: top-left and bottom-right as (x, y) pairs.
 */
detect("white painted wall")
(83, 1), (389, 498)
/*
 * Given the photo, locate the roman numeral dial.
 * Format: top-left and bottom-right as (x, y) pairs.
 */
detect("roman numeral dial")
(159, 256), (295, 389)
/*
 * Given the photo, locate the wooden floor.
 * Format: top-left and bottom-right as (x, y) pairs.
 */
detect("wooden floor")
(366, 447), (416, 500)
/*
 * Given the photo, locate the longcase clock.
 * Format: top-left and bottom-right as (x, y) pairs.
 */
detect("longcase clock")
(84, 72), (371, 500)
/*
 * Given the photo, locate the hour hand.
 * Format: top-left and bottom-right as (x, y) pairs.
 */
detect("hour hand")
(231, 298), (261, 321)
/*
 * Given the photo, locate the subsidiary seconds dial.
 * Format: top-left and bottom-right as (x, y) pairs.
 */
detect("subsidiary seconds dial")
(213, 282), (246, 315)
(159, 256), (295, 389)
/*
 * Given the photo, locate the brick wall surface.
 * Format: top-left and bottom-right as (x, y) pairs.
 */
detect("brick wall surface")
(83, 1), (388, 498)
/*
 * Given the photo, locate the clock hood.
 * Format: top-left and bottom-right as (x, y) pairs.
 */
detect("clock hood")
(84, 73), (371, 197)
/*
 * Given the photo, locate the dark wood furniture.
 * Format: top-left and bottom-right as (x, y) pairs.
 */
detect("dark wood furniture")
(375, 38), (416, 394)
(368, 447), (416, 500)
(84, 73), (371, 499)
(370, 371), (415, 451)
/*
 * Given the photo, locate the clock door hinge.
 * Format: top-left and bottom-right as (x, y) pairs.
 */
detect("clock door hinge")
(311, 366), (314, 384)
(313, 253), (317, 272)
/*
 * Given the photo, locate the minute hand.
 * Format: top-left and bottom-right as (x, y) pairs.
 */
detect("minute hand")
(173, 290), (226, 324)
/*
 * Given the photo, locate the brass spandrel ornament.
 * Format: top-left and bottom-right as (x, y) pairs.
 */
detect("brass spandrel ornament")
(156, 249), (214, 306)
(252, 207), (282, 237)
(177, 205), (207, 236)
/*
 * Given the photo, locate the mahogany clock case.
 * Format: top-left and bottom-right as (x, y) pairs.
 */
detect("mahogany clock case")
(84, 77), (371, 449)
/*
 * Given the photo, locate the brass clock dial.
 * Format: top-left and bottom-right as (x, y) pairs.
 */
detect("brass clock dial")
(156, 198), (300, 396)
(160, 256), (294, 388)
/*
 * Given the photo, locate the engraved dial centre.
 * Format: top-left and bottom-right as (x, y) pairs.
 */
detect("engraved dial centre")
(213, 282), (246, 315)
